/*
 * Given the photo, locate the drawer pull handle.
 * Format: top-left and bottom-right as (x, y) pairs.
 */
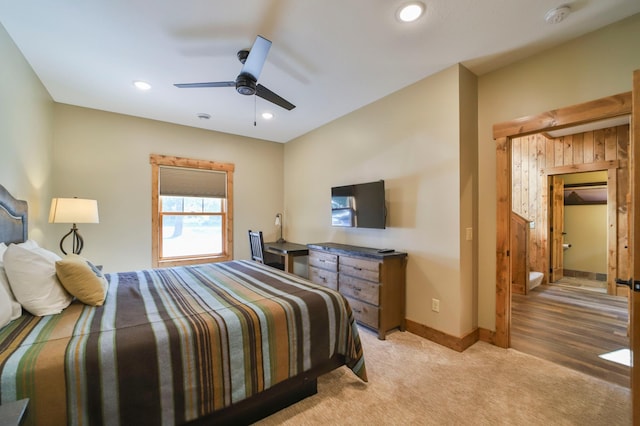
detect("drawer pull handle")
(353, 287), (362, 292)
(353, 308), (362, 314)
(354, 267), (362, 271)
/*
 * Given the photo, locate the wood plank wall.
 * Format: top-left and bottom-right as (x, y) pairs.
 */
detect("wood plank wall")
(511, 125), (630, 292)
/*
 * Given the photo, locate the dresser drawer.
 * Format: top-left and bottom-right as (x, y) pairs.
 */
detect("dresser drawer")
(339, 275), (379, 305)
(339, 256), (380, 282)
(309, 250), (338, 272)
(344, 296), (379, 329)
(309, 266), (338, 290)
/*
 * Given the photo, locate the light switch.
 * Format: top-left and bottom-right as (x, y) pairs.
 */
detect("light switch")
(465, 227), (473, 241)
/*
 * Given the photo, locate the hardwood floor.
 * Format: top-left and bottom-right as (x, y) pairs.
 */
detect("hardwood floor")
(511, 284), (630, 388)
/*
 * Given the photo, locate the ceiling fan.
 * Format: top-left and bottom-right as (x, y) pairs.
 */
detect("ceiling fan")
(174, 35), (296, 111)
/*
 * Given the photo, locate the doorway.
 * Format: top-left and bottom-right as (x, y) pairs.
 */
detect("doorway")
(510, 163), (630, 386)
(492, 85), (639, 420)
(492, 92), (633, 348)
(508, 127), (629, 299)
(553, 171), (609, 293)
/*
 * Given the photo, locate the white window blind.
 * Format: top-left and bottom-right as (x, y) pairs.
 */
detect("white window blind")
(159, 166), (226, 198)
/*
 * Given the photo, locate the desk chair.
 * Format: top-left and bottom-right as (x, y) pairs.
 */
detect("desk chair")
(248, 230), (285, 270)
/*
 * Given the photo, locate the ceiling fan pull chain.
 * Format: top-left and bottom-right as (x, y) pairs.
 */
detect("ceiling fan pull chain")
(254, 94), (257, 126)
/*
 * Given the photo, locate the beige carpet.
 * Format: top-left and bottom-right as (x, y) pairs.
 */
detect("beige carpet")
(256, 327), (631, 425)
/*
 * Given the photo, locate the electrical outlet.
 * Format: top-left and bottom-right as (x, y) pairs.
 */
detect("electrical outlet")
(431, 298), (440, 313)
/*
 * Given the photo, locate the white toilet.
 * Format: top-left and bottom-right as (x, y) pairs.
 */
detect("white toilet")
(529, 271), (543, 290)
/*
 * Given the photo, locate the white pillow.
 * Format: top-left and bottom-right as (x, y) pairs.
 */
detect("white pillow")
(3, 244), (73, 316)
(17, 240), (39, 250)
(0, 266), (22, 320)
(0, 275), (14, 329)
(1, 241), (38, 263)
(1, 243), (23, 320)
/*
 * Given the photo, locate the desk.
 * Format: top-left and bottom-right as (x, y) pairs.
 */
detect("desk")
(263, 241), (309, 274)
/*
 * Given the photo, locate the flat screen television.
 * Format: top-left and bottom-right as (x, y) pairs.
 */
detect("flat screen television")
(331, 180), (386, 229)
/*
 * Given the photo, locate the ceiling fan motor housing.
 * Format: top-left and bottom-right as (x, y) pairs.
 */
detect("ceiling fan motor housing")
(235, 74), (257, 95)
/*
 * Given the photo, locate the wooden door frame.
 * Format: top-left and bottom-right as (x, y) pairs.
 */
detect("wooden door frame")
(493, 91), (632, 349)
(549, 175), (565, 284)
(630, 69), (639, 425)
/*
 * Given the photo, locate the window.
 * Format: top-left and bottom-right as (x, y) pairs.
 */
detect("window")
(150, 154), (234, 267)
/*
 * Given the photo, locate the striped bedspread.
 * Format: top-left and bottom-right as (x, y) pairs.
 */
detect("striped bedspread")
(0, 260), (367, 425)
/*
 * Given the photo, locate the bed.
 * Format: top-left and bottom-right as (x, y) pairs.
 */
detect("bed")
(0, 184), (367, 425)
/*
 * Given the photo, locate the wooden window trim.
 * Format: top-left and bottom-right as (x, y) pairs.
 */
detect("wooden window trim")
(150, 154), (235, 268)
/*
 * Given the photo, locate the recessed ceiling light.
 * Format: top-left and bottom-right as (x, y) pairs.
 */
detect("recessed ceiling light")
(133, 80), (151, 90)
(262, 112), (274, 120)
(397, 2), (425, 23)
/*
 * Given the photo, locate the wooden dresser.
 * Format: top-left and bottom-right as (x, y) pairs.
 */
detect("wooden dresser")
(307, 243), (407, 340)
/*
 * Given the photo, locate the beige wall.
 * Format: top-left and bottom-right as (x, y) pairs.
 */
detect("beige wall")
(562, 171), (608, 274)
(477, 13), (640, 330)
(0, 23), (54, 242)
(285, 64), (478, 338)
(459, 65), (479, 332)
(563, 205), (607, 274)
(286, 13), (640, 338)
(2, 20), (284, 272)
(4, 13), (640, 343)
(51, 105), (284, 272)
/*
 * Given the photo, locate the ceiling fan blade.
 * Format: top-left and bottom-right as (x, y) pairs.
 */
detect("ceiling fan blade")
(174, 81), (235, 88)
(241, 35), (271, 80)
(256, 84), (295, 110)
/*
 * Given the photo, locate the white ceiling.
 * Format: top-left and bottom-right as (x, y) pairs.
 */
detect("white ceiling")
(1, 1), (639, 143)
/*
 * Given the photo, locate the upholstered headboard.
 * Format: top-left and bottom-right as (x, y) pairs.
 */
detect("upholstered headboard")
(0, 184), (28, 245)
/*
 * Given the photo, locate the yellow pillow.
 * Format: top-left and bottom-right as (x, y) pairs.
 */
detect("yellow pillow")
(55, 254), (108, 306)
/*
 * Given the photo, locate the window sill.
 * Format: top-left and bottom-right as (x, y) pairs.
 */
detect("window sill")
(155, 255), (231, 268)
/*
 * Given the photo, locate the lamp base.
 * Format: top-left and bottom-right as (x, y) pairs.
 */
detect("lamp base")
(276, 238), (286, 243)
(60, 224), (84, 255)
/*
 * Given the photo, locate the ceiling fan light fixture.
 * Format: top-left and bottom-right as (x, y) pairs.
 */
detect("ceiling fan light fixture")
(133, 80), (151, 91)
(235, 74), (257, 96)
(397, 2), (425, 23)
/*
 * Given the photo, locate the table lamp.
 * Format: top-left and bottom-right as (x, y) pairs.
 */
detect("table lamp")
(49, 197), (99, 255)
(275, 213), (285, 243)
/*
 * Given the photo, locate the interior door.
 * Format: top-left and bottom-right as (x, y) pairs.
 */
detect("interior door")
(549, 176), (565, 283)
(630, 68), (639, 425)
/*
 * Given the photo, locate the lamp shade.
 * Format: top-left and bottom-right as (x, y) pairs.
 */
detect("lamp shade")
(49, 198), (99, 224)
